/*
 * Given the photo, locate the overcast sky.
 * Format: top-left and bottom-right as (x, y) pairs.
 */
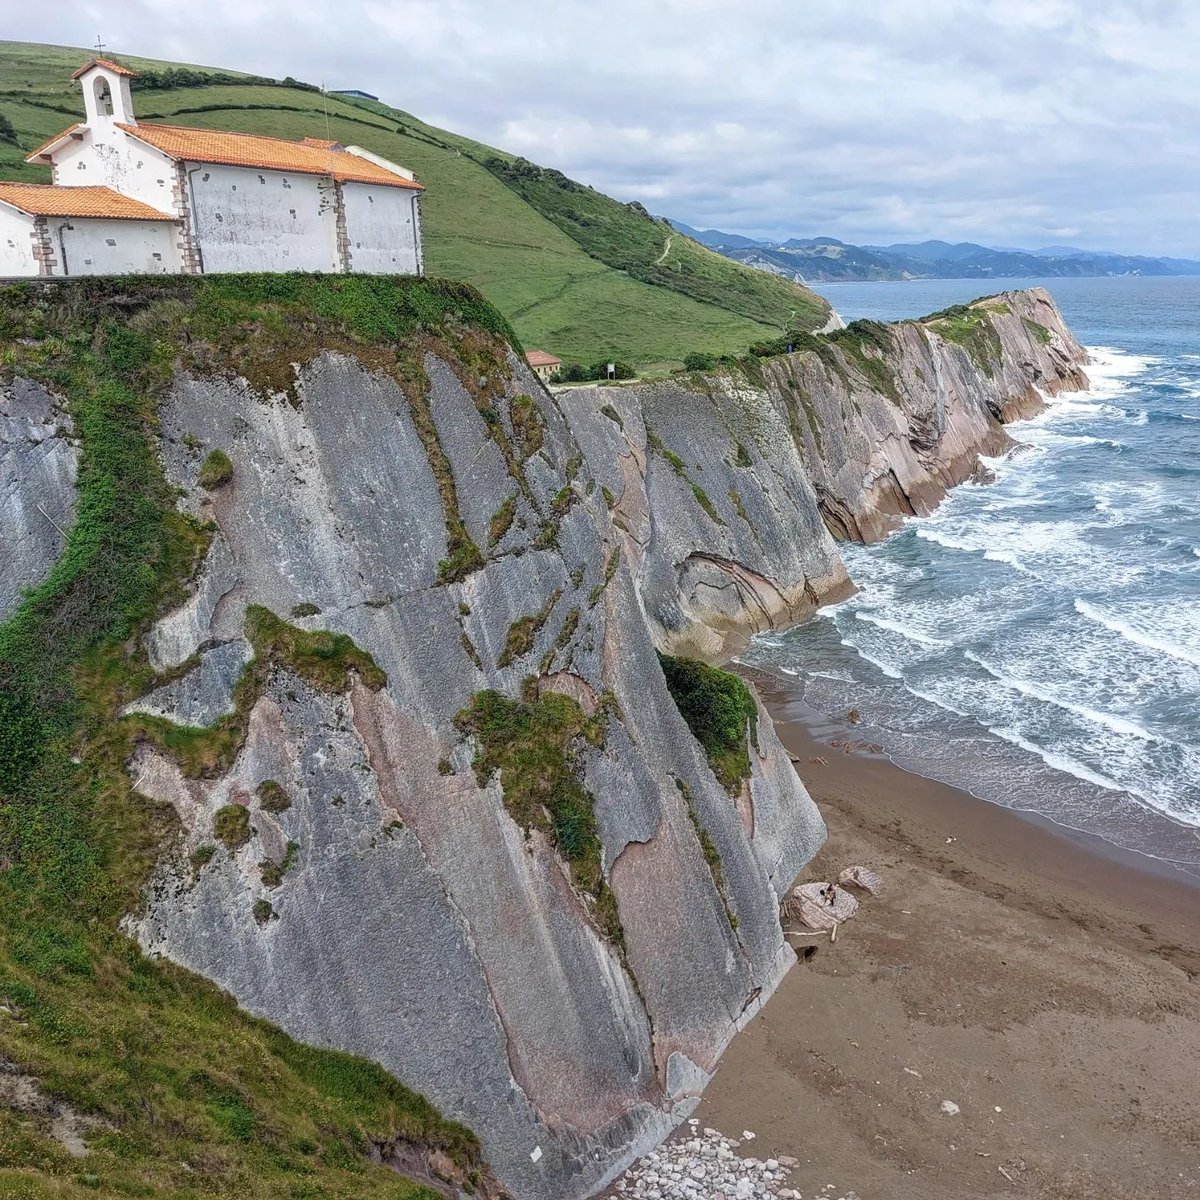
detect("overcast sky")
(6, 0), (1200, 255)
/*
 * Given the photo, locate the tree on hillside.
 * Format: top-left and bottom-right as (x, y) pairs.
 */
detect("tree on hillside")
(0, 113), (17, 146)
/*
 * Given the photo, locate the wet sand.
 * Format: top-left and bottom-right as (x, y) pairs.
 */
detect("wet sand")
(692, 671), (1200, 1200)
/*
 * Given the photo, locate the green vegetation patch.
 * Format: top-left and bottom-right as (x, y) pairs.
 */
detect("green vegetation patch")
(482, 156), (829, 336)
(197, 447), (233, 489)
(246, 604), (386, 693)
(498, 588), (562, 668)
(658, 654), (759, 794)
(588, 547), (621, 607)
(455, 688), (622, 944)
(129, 601), (387, 780)
(256, 779), (290, 814)
(675, 777), (738, 931)
(213, 803), (251, 850)
(920, 301), (1004, 376)
(488, 493), (517, 547)
(260, 840), (299, 888)
(0, 273), (490, 1199)
(1022, 315), (1053, 346)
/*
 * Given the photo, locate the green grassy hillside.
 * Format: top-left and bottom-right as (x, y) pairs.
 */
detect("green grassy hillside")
(0, 40), (831, 369)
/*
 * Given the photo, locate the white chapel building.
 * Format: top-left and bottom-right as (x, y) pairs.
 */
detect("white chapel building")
(0, 58), (424, 278)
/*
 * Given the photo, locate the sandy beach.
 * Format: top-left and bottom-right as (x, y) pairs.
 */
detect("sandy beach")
(686, 671), (1200, 1200)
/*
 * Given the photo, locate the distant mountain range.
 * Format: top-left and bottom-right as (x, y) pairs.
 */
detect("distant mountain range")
(666, 223), (1200, 283)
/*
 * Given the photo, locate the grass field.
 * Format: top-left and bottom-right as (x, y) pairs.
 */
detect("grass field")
(0, 40), (831, 369)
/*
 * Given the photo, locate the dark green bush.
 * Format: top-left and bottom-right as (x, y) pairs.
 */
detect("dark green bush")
(658, 653), (758, 793)
(256, 780), (291, 814)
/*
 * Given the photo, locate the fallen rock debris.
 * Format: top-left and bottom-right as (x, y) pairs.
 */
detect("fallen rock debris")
(606, 1123), (832, 1199)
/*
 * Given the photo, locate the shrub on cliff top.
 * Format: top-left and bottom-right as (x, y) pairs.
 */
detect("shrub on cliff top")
(658, 653), (759, 794)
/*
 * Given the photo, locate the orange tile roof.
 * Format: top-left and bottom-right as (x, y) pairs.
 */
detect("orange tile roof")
(117, 122), (424, 190)
(26, 123), (82, 159)
(525, 350), (562, 367)
(0, 183), (175, 221)
(71, 57), (137, 80)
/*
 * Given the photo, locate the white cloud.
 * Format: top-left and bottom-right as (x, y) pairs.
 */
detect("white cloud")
(5, 0), (1199, 254)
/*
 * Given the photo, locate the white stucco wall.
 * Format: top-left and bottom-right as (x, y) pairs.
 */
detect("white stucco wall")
(188, 163), (339, 273)
(0, 207), (37, 276)
(56, 218), (180, 276)
(51, 130), (178, 215)
(340, 184), (420, 274)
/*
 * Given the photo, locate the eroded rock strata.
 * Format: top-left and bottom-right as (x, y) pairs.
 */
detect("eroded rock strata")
(0, 283), (1087, 1200)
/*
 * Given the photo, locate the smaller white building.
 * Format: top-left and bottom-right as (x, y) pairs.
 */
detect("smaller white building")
(5, 57), (424, 278)
(0, 183), (178, 276)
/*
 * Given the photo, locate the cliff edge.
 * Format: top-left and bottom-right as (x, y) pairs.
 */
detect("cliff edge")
(0, 278), (1087, 1200)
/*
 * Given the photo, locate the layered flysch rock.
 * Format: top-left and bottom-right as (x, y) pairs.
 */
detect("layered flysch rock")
(560, 287), (1086, 658)
(0, 377), (76, 621)
(126, 347), (826, 1200)
(0, 285), (1081, 1199)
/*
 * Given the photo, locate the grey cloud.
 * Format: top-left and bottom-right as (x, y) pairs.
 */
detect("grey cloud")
(5, 0), (1199, 253)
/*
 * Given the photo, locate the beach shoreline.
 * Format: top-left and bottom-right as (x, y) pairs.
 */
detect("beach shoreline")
(684, 668), (1200, 1200)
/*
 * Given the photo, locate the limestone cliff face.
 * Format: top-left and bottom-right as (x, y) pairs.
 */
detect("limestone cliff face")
(767, 286), (1088, 543)
(0, 284), (1089, 1200)
(125, 347), (825, 1200)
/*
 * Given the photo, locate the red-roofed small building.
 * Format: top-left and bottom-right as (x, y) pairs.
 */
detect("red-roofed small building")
(3, 58), (424, 277)
(525, 349), (562, 382)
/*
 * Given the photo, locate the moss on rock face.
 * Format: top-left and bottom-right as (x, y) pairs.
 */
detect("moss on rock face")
(260, 840), (300, 888)
(658, 653), (758, 794)
(498, 589), (562, 668)
(454, 688), (622, 944)
(488, 494), (517, 547)
(920, 302), (1004, 377)
(127, 603), (388, 781)
(256, 779), (291, 814)
(197, 448), (233, 490)
(214, 803), (252, 850)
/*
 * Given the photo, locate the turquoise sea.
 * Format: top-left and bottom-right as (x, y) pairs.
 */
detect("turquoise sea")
(742, 276), (1200, 875)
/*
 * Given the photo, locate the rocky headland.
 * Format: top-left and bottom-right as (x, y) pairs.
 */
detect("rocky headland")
(0, 278), (1087, 1199)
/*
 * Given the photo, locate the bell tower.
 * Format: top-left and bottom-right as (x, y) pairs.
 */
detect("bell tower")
(72, 57), (138, 126)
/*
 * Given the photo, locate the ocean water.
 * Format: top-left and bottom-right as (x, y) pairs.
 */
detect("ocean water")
(742, 276), (1200, 875)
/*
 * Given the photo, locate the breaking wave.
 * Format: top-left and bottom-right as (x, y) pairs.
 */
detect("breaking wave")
(745, 280), (1200, 868)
